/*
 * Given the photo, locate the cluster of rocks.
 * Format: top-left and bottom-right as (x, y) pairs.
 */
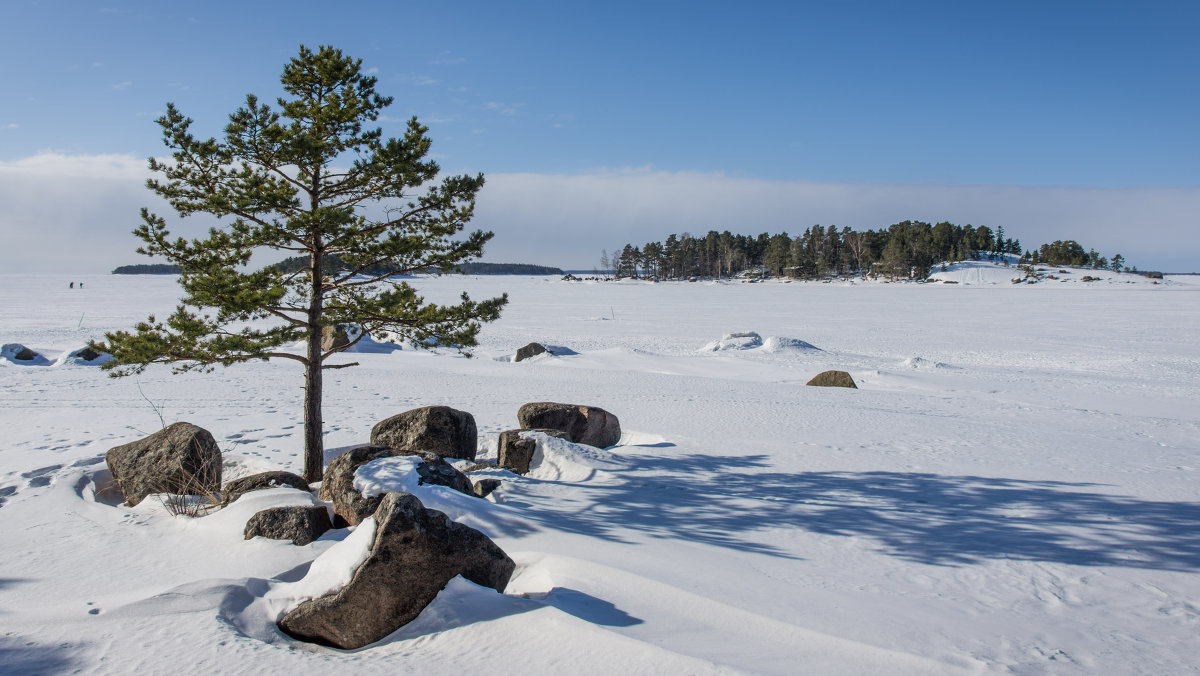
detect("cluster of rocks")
(103, 399), (621, 649)
(497, 402), (621, 474)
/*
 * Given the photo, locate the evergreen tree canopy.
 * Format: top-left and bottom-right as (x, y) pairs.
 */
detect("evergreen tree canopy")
(96, 45), (506, 481)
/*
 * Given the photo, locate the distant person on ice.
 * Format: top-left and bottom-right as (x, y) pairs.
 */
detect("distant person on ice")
(69, 282), (74, 289)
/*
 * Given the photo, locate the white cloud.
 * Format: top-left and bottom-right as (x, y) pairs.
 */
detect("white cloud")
(1, 154), (1195, 274)
(112, 81), (133, 90)
(430, 51), (465, 65)
(0, 153), (216, 274)
(484, 101), (523, 116)
(399, 74), (437, 86)
(3, 123), (17, 129)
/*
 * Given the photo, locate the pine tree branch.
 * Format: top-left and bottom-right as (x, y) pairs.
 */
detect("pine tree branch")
(266, 351), (310, 365)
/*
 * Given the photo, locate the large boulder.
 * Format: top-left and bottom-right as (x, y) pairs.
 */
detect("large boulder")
(497, 428), (569, 475)
(806, 370), (858, 388)
(370, 406), (478, 461)
(223, 470), (311, 505)
(319, 446), (474, 527)
(321, 324), (352, 352)
(517, 402), (621, 448)
(244, 505), (332, 546)
(105, 422), (222, 507)
(514, 342), (547, 362)
(279, 492), (516, 649)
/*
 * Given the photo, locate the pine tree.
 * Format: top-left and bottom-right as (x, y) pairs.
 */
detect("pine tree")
(96, 45), (506, 481)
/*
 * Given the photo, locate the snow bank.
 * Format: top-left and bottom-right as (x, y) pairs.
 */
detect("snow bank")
(354, 455), (521, 537)
(524, 431), (626, 482)
(259, 516), (377, 621)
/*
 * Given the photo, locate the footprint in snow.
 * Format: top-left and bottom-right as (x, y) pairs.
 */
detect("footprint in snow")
(21, 465), (62, 488)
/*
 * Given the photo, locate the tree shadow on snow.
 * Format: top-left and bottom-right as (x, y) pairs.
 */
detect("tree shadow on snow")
(0, 637), (83, 675)
(528, 452), (1200, 570)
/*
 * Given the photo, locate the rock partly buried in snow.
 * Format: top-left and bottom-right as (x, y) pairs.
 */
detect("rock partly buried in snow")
(105, 422), (222, 507)
(223, 470), (311, 505)
(371, 406), (478, 461)
(471, 478), (502, 498)
(320, 446), (474, 527)
(806, 370), (858, 388)
(517, 402), (621, 449)
(278, 492), (516, 649)
(514, 342), (548, 362)
(244, 505), (332, 546)
(498, 428), (569, 474)
(1, 343), (49, 364)
(701, 331), (763, 351)
(54, 345), (115, 366)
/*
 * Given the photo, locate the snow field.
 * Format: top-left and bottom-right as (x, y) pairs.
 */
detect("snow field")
(0, 272), (1198, 674)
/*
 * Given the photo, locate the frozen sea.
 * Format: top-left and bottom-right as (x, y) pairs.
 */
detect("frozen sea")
(1, 267), (1198, 675)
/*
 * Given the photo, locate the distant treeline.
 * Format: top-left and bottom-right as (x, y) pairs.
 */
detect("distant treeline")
(112, 264), (182, 275)
(268, 254), (561, 276)
(605, 222), (1130, 280)
(457, 262), (563, 275)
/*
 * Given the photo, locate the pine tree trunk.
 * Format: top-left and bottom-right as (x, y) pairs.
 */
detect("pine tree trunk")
(302, 250), (324, 483)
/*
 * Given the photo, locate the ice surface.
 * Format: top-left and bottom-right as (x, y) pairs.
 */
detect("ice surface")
(1, 272), (1198, 674)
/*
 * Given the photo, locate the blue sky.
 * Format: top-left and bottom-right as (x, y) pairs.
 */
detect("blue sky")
(1, 0), (1198, 271)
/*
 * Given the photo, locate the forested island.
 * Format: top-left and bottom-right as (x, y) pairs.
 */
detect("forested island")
(604, 221), (1134, 280)
(112, 259), (561, 276)
(112, 264), (183, 275)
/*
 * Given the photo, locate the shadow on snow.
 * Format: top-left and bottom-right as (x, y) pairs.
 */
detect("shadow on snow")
(527, 451), (1200, 570)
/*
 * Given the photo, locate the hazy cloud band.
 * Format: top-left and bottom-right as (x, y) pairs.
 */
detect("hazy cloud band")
(2, 154), (1197, 273)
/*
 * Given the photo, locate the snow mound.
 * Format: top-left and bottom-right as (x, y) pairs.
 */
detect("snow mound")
(761, 336), (821, 352)
(524, 431), (627, 482)
(700, 332), (820, 353)
(0, 343), (51, 366)
(902, 356), (953, 370)
(340, 325), (405, 353)
(700, 331), (762, 351)
(53, 346), (114, 367)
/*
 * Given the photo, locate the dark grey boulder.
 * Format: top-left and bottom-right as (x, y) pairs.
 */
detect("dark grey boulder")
(105, 422), (222, 507)
(244, 505), (333, 546)
(278, 492), (516, 649)
(806, 370), (858, 388)
(15, 347), (39, 361)
(223, 470), (311, 505)
(517, 402), (621, 448)
(73, 346), (101, 361)
(514, 342), (547, 362)
(371, 406), (478, 460)
(472, 478), (502, 498)
(319, 445), (475, 528)
(497, 428), (569, 475)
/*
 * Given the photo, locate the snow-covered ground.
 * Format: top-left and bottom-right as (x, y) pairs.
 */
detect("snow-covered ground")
(1, 272), (1198, 675)
(926, 256), (1176, 286)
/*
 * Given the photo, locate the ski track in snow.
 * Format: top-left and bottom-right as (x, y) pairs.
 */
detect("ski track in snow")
(1, 272), (1199, 674)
